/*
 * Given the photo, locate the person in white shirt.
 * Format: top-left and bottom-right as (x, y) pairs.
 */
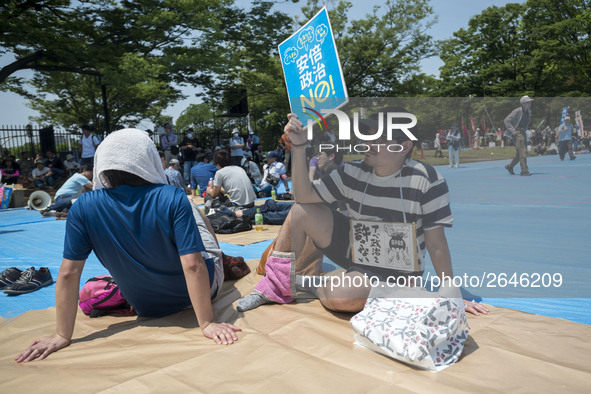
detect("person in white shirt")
(229, 128), (244, 166)
(44, 164), (93, 213)
(259, 151), (290, 197)
(31, 160), (57, 188)
(434, 132), (443, 157)
(79, 125), (101, 166)
(64, 154), (80, 176)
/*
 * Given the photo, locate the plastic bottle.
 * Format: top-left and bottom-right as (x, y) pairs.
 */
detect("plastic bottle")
(271, 187), (276, 201)
(255, 208), (263, 231)
(208, 178), (213, 188)
(196, 185), (200, 196)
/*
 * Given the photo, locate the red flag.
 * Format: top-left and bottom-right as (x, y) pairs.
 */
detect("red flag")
(462, 117), (468, 136)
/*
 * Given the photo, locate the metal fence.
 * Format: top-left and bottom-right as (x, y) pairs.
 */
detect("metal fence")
(1, 124), (234, 162)
(0, 124), (84, 161)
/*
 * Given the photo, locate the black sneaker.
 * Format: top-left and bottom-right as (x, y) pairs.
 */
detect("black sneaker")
(505, 165), (515, 175)
(0, 267), (23, 289)
(4, 267), (53, 295)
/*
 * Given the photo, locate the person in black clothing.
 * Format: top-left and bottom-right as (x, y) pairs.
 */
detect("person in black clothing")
(45, 150), (65, 179)
(179, 129), (202, 184)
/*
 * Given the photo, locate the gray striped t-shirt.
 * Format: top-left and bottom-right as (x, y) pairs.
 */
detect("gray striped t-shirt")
(312, 159), (453, 272)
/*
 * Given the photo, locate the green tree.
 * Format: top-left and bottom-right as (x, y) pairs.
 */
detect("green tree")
(200, 0), (438, 148)
(300, 0), (437, 96)
(0, 0), (233, 131)
(522, 0), (591, 96)
(196, 1), (297, 148)
(438, 0), (591, 97)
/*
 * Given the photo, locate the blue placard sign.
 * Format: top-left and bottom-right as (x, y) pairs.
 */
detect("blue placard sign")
(278, 6), (348, 128)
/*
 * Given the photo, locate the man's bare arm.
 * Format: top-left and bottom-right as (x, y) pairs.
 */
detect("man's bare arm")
(15, 259), (85, 363)
(284, 114), (323, 204)
(180, 253), (241, 344)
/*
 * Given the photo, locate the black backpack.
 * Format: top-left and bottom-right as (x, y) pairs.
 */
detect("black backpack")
(207, 211), (252, 234)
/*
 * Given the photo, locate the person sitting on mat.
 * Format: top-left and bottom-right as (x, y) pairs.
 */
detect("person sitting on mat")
(15, 129), (241, 363)
(205, 149), (256, 209)
(237, 109), (489, 316)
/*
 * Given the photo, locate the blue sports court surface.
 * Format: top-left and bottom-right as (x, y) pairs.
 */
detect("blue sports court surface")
(1, 152), (590, 323)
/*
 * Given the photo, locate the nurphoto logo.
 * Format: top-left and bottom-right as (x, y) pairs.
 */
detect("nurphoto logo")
(304, 108), (418, 153)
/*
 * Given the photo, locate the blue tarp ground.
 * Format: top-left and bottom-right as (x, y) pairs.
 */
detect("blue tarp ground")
(1, 153), (590, 323)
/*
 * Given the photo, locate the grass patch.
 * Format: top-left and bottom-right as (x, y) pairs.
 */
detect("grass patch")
(342, 146), (540, 166)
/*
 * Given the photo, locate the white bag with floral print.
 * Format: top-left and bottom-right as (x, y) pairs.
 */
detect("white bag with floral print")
(350, 286), (469, 372)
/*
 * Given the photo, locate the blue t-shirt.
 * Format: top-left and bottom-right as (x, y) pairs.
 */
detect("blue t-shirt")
(64, 184), (207, 317)
(190, 162), (218, 193)
(55, 173), (90, 199)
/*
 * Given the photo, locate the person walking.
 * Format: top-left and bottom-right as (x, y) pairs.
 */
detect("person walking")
(504, 96), (534, 176)
(557, 116), (576, 161)
(446, 125), (461, 168)
(434, 132), (443, 158)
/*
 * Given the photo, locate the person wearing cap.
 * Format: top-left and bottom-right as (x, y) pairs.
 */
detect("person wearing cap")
(64, 153), (80, 176)
(556, 116), (576, 161)
(79, 125), (101, 166)
(259, 150), (290, 197)
(237, 110), (488, 316)
(165, 158), (186, 190)
(504, 96), (534, 176)
(229, 128), (244, 167)
(43, 163), (94, 213)
(247, 130), (260, 152)
(31, 160), (58, 188)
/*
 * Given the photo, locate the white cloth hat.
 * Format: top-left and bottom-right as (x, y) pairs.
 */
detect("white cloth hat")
(93, 128), (168, 190)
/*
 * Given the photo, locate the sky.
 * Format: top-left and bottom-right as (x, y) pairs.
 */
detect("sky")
(0, 0), (524, 127)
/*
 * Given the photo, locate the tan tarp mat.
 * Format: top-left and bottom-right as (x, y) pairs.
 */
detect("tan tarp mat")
(2, 259), (590, 393)
(215, 225), (281, 245)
